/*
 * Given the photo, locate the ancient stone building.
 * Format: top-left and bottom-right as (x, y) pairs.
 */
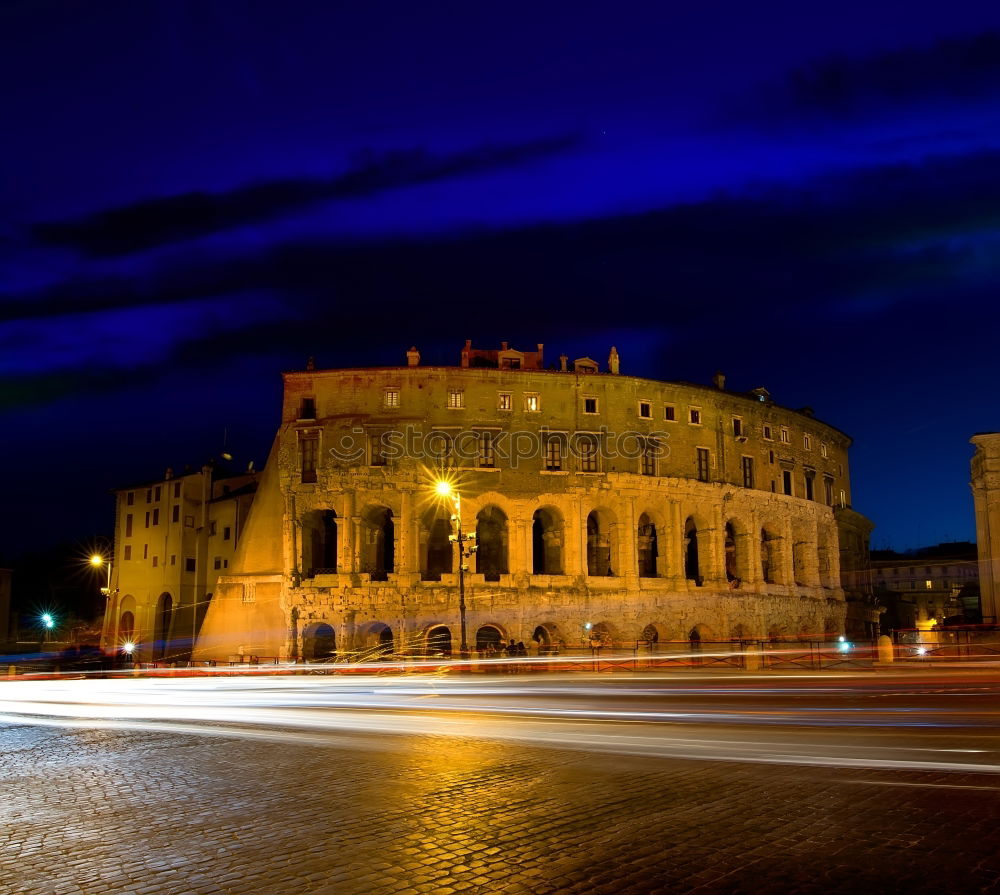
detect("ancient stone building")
(971, 432), (1000, 625)
(195, 343), (866, 661)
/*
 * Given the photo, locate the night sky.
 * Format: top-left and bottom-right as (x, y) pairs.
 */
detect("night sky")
(4, 0), (1000, 563)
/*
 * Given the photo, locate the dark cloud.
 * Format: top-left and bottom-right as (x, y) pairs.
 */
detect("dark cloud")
(31, 133), (584, 257)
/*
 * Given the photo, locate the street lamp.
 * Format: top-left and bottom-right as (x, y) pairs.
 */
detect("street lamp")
(90, 554), (113, 596)
(433, 479), (477, 660)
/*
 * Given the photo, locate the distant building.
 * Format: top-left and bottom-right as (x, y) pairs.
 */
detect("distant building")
(971, 433), (1000, 625)
(870, 542), (979, 631)
(99, 465), (257, 662)
(191, 342), (873, 662)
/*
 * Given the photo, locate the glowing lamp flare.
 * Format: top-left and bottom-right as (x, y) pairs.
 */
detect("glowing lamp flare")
(41, 613), (54, 629)
(433, 480), (453, 497)
(122, 642), (135, 655)
(90, 554), (104, 567)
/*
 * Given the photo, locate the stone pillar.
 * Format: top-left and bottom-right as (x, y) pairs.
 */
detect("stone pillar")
(781, 518), (796, 586)
(399, 490), (413, 573)
(668, 501), (686, 588)
(340, 491), (355, 574)
(622, 497), (638, 582)
(746, 511), (762, 587)
(576, 498), (588, 578)
(700, 505), (724, 586)
(352, 516), (363, 573)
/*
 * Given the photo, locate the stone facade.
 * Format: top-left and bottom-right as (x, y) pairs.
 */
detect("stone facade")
(971, 433), (1000, 624)
(195, 344), (865, 661)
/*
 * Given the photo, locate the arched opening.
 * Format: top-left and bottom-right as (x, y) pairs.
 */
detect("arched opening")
(475, 505), (509, 581)
(688, 626), (701, 649)
(641, 623), (659, 645)
(422, 508), (453, 581)
(792, 531), (809, 586)
(684, 518), (702, 585)
(761, 528), (776, 584)
(475, 625), (504, 652)
(589, 622), (612, 648)
(302, 509), (338, 578)
(153, 593), (173, 660)
(724, 521), (738, 583)
(637, 513), (658, 578)
(427, 625), (453, 657)
(532, 507), (563, 575)
(302, 623), (336, 661)
(532, 624), (553, 654)
(361, 506), (394, 581)
(587, 509), (615, 577)
(379, 625), (394, 650)
(118, 610), (135, 652)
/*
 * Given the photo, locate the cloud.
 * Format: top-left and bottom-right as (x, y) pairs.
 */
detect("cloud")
(30, 134), (584, 257)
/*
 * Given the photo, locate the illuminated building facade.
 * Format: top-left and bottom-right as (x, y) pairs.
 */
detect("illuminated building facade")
(971, 432), (1000, 625)
(194, 342), (869, 661)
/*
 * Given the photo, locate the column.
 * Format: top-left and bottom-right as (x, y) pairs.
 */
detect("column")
(669, 501), (686, 589)
(622, 496), (638, 582)
(746, 510), (762, 588)
(399, 490), (413, 574)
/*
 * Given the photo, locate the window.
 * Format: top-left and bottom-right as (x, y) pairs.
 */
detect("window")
(152, 555), (158, 568)
(447, 388), (465, 409)
(696, 448), (710, 482)
(839, 489), (846, 508)
(544, 435), (562, 471)
(145, 511), (150, 529)
(172, 505), (179, 523)
(805, 471), (815, 501)
(498, 392), (512, 411)
(124, 545), (132, 561)
(584, 397), (599, 414)
(370, 431), (387, 467)
(170, 555), (176, 566)
(214, 557), (222, 570)
(733, 417), (744, 437)
(664, 404), (676, 422)
(783, 470), (793, 495)
(925, 580), (933, 590)
(769, 450), (775, 464)
(780, 427), (790, 444)
(742, 456), (755, 488)
(524, 393), (540, 412)
(299, 397), (316, 419)
(478, 431), (496, 468)
(501, 357), (521, 370)
(638, 401), (651, 419)
(125, 514), (133, 538)
(184, 515), (194, 528)
(762, 425), (772, 440)
(143, 544), (148, 560)
(126, 492), (134, 506)
(804, 434), (812, 450)
(820, 442), (828, 458)
(152, 508), (159, 526)
(300, 432), (319, 483)
(383, 388), (400, 408)
(154, 486), (161, 502)
(223, 526), (231, 541)
(578, 435), (599, 472)
(185, 557), (196, 573)
(689, 407), (701, 425)
(641, 439), (657, 476)
(173, 482), (181, 499)
(824, 477), (834, 506)
(146, 489), (152, 503)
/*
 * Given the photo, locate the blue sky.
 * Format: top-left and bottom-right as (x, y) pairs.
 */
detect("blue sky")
(4, 0), (1000, 556)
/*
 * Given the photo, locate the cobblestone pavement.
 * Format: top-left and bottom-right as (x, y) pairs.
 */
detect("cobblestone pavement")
(3, 675), (1000, 895)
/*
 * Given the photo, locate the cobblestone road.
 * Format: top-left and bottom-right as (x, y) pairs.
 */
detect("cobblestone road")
(3, 677), (1000, 895)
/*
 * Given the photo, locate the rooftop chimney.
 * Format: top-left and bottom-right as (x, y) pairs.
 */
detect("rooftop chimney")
(608, 346), (620, 375)
(407, 346), (421, 367)
(559, 354), (568, 372)
(306, 356), (315, 371)
(713, 370), (726, 390)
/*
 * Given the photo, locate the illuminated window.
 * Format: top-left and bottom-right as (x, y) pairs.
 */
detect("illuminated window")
(925, 580), (933, 589)
(689, 407), (701, 425)
(384, 388), (400, 408)
(524, 393), (540, 412)
(447, 389), (465, 409)
(638, 401), (651, 419)
(498, 392), (512, 411)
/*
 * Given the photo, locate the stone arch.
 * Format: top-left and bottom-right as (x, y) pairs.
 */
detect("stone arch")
(532, 506), (564, 575)
(724, 520), (739, 583)
(357, 621), (394, 657)
(475, 624), (505, 652)
(361, 505), (394, 580)
(426, 625), (453, 657)
(301, 509), (338, 578)
(117, 594), (136, 648)
(641, 623), (659, 644)
(475, 505), (509, 581)
(637, 512), (660, 578)
(153, 592), (173, 660)
(420, 505), (453, 581)
(302, 622), (336, 661)
(586, 508), (617, 577)
(767, 624), (789, 642)
(684, 517), (702, 585)
(589, 621), (614, 648)
(532, 622), (561, 654)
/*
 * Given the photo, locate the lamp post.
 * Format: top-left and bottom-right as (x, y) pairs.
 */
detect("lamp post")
(434, 480), (476, 660)
(90, 554), (118, 653)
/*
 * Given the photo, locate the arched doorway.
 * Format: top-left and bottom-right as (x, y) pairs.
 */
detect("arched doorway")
(532, 624), (553, 654)
(724, 521), (738, 583)
(422, 509), (453, 581)
(302, 623), (336, 661)
(427, 625), (452, 657)
(118, 610), (135, 656)
(684, 518), (701, 585)
(532, 507), (563, 575)
(302, 509), (337, 578)
(475, 625), (504, 652)
(154, 593), (173, 660)
(362, 506), (394, 581)
(476, 506), (508, 581)
(378, 624), (394, 653)
(637, 514), (658, 577)
(587, 510), (614, 576)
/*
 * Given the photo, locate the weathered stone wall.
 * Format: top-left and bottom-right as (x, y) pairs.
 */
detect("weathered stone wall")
(971, 432), (1000, 623)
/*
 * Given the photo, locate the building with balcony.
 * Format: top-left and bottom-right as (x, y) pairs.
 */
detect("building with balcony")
(192, 342), (871, 661)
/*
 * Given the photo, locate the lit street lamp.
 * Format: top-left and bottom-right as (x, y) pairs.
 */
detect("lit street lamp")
(434, 479), (476, 660)
(91, 553), (120, 656)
